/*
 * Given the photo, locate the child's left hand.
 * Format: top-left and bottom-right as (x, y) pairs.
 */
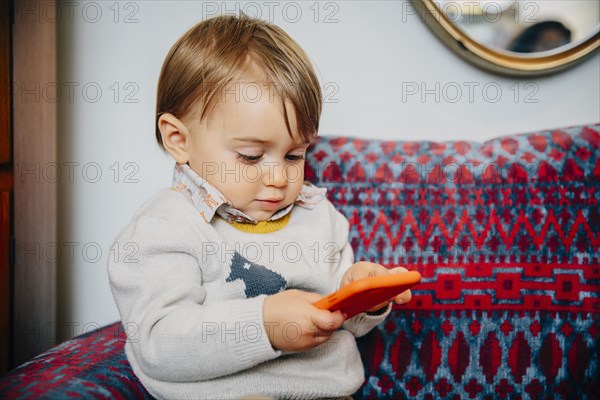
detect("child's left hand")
(340, 261), (413, 313)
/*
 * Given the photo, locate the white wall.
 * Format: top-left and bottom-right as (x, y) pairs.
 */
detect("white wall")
(55, 0), (599, 340)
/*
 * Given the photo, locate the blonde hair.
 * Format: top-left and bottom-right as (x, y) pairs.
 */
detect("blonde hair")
(155, 13), (323, 149)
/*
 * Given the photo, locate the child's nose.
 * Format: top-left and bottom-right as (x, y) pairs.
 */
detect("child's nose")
(262, 161), (287, 187)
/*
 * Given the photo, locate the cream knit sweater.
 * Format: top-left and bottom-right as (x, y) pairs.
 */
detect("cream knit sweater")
(107, 188), (390, 399)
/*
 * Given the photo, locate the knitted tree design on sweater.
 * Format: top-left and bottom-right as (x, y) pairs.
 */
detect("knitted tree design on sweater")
(226, 252), (287, 298)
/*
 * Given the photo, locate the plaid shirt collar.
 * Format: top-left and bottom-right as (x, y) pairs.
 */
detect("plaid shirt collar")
(171, 162), (327, 224)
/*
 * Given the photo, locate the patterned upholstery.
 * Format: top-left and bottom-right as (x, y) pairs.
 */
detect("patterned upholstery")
(0, 124), (598, 399)
(306, 124), (600, 399)
(0, 323), (151, 399)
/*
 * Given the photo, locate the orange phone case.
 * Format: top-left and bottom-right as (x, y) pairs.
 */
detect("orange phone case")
(313, 271), (422, 319)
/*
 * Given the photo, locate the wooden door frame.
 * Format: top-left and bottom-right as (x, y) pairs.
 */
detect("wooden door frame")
(8, 0), (58, 369)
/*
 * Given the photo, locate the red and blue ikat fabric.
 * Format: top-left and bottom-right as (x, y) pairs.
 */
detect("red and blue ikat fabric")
(0, 323), (151, 399)
(304, 124), (600, 399)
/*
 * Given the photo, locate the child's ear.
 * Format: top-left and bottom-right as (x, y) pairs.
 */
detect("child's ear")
(158, 113), (191, 164)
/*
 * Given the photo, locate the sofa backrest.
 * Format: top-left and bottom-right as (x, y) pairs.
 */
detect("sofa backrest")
(306, 124), (599, 399)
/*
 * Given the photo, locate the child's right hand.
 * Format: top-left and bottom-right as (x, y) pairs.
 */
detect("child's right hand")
(263, 289), (345, 351)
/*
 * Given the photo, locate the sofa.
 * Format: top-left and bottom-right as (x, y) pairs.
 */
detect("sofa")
(1, 123), (598, 399)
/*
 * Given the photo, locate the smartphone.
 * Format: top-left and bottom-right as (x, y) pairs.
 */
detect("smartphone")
(313, 271), (421, 319)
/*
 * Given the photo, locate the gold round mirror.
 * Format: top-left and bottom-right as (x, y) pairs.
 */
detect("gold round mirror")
(412, 0), (600, 76)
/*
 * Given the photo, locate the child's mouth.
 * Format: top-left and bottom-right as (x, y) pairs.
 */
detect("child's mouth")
(256, 198), (284, 210)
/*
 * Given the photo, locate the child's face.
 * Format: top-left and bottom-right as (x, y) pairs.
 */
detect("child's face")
(181, 82), (310, 222)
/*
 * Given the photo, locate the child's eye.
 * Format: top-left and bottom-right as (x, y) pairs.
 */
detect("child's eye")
(236, 153), (263, 163)
(286, 154), (305, 161)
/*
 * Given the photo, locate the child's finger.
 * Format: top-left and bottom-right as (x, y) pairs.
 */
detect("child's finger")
(311, 309), (344, 333)
(389, 268), (414, 304)
(294, 290), (324, 304)
(369, 264), (391, 277)
(350, 262), (378, 281)
(367, 300), (391, 312)
(394, 289), (412, 304)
